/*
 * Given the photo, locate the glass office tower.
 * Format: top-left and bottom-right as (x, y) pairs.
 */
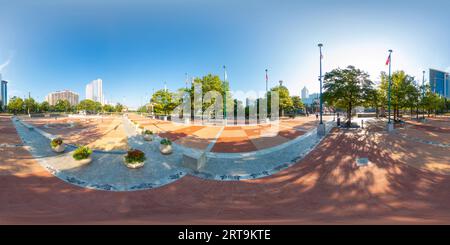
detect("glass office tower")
(429, 69), (449, 98)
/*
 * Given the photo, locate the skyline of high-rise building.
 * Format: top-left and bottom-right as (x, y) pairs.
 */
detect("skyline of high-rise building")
(45, 90), (79, 106)
(0, 74), (8, 110)
(85, 78), (104, 104)
(301, 86), (309, 100)
(302, 92), (319, 106)
(429, 69), (449, 99)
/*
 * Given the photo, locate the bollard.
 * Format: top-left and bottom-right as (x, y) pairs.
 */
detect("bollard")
(361, 119), (364, 129)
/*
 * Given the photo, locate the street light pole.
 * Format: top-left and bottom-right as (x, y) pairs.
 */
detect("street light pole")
(223, 65), (227, 125)
(319, 43), (323, 125)
(265, 69), (270, 123)
(265, 69), (268, 93)
(317, 43), (326, 136)
(422, 70), (425, 120)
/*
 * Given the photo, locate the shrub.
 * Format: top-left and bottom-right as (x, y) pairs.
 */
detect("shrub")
(125, 149), (146, 163)
(72, 146), (92, 160)
(50, 138), (63, 148)
(143, 130), (153, 135)
(160, 138), (172, 145)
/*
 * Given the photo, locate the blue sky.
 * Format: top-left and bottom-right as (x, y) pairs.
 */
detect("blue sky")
(0, 0), (449, 108)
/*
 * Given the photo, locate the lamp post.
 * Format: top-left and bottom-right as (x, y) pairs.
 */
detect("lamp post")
(265, 69), (269, 93)
(266, 68), (269, 120)
(387, 49), (394, 132)
(317, 43), (326, 136)
(422, 70), (425, 120)
(223, 65), (228, 125)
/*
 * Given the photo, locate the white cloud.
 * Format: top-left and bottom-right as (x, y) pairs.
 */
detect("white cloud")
(0, 58), (11, 72)
(0, 52), (14, 72)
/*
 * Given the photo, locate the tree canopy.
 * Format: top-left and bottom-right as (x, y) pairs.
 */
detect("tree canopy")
(8, 97), (24, 114)
(323, 66), (374, 126)
(290, 96), (304, 112)
(77, 99), (102, 113)
(268, 84), (293, 116)
(54, 99), (71, 112)
(150, 89), (178, 115)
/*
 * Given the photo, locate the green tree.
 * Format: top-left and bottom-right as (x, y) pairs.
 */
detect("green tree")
(151, 89), (178, 115)
(380, 70), (415, 121)
(54, 99), (71, 112)
(137, 105), (148, 113)
(8, 96), (24, 114)
(77, 99), (100, 113)
(268, 84), (293, 117)
(24, 97), (38, 114)
(291, 96), (304, 113)
(404, 80), (420, 118)
(102, 104), (115, 113)
(115, 103), (124, 113)
(39, 101), (50, 112)
(323, 66), (373, 126)
(422, 85), (442, 117)
(191, 74), (232, 116)
(363, 86), (382, 118)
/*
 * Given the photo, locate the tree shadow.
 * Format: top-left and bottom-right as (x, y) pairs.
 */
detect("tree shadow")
(2, 115), (450, 224)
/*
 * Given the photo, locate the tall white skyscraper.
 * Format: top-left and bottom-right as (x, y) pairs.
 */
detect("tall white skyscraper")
(85, 78), (104, 104)
(301, 86), (309, 100)
(86, 83), (93, 101)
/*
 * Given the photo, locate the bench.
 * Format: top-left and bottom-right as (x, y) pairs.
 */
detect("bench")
(28, 113), (45, 118)
(182, 151), (207, 171)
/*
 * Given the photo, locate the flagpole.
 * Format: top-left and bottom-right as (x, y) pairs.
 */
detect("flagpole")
(388, 49), (394, 131)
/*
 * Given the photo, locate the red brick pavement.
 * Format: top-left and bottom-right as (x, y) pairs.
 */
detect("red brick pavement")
(1, 116), (450, 224)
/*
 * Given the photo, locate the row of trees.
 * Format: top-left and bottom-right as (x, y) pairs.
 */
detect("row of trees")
(6, 97), (125, 114)
(322, 66), (449, 126)
(139, 74), (305, 117)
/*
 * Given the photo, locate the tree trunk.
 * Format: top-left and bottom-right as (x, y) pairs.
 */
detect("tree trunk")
(347, 102), (352, 127)
(393, 107), (396, 122)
